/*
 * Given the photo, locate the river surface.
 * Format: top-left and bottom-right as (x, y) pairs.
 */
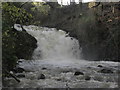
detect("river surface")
(4, 24), (120, 88)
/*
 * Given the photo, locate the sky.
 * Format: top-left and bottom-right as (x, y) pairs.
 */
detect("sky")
(34, 0), (95, 5)
(57, 0), (95, 5)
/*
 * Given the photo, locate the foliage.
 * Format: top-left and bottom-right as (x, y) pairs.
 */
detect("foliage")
(2, 2), (33, 29)
(32, 2), (50, 15)
(30, 2), (50, 25)
(2, 2), (33, 76)
(2, 27), (18, 73)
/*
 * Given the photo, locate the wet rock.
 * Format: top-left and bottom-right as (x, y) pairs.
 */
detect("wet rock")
(16, 74), (25, 78)
(13, 67), (25, 73)
(99, 68), (113, 73)
(74, 71), (84, 76)
(97, 65), (103, 68)
(38, 74), (45, 80)
(93, 75), (104, 82)
(16, 59), (23, 64)
(62, 70), (70, 73)
(42, 67), (47, 70)
(87, 66), (92, 69)
(18, 59), (23, 63)
(85, 76), (91, 81)
(56, 78), (62, 81)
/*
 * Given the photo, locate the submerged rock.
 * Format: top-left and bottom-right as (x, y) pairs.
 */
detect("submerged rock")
(38, 74), (45, 80)
(93, 75), (104, 82)
(99, 68), (113, 74)
(85, 76), (91, 81)
(16, 73), (25, 78)
(74, 71), (84, 76)
(13, 67), (25, 73)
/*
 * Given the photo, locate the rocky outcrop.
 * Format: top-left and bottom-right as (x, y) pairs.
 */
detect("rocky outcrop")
(13, 28), (37, 60)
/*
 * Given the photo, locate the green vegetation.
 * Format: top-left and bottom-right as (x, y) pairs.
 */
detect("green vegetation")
(2, 2), (32, 28)
(2, 2), (35, 76)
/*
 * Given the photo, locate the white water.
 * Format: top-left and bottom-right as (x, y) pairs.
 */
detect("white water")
(23, 25), (81, 61)
(5, 24), (119, 88)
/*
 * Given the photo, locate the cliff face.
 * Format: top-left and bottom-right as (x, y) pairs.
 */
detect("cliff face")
(41, 2), (120, 61)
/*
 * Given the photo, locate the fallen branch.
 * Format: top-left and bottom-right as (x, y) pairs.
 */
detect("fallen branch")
(4, 69), (20, 83)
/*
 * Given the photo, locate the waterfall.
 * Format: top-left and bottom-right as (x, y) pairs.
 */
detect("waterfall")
(23, 25), (81, 60)
(9, 24), (119, 88)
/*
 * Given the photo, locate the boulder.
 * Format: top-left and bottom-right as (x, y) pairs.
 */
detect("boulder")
(97, 65), (103, 68)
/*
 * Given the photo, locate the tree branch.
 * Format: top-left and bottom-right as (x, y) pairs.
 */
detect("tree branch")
(91, 2), (100, 8)
(3, 68), (20, 83)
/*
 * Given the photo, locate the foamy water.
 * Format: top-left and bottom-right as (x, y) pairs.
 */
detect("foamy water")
(23, 25), (81, 60)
